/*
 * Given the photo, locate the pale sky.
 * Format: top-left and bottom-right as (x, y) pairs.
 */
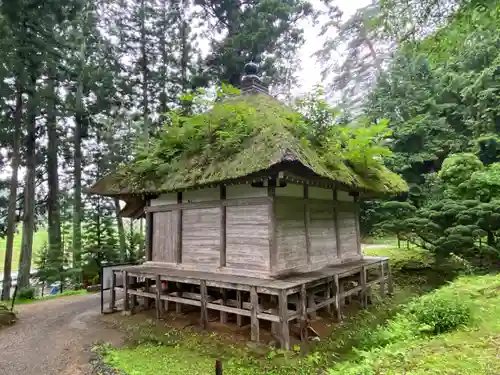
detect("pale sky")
(296, 0), (371, 95)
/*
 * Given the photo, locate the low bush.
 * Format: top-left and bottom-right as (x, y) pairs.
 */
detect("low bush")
(358, 314), (419, 349)
(18, 286), (36, 300)
(405, 291), (472, 334)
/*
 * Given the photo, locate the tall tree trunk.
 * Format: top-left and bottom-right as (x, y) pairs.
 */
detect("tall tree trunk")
(46, 64), (62, 283)
(1, 79), (23, 301)
(140, 0), (149, 140)
(17, 71), (37, 290)
(73, 42), (85, 277)
(114, 198), (126, 262)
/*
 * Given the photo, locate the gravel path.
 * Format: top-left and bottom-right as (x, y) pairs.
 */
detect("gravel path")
(0, 293), (124, 375)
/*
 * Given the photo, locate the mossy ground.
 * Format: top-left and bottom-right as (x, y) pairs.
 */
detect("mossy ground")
(100, 242), (500, 374)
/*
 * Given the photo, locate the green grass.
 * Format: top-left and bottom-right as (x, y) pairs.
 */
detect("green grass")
(101, 245), (500, 375)
(12, 289), (88, 306)
(0, 229), (48, 273)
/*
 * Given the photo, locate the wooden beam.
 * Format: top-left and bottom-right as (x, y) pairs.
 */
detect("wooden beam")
(220, 185), (227, 267)
(353, 195), (362, 255)
(300, 284), (308, 343)
(278, 289), (290, 350)
(250, 286), (259, 342)
(146, 196), (272, 213)
(387, 261), (394, 295)
(360, 265), (367, 308)
(380, 261), (386, 297)
(156, 275), (163, 319)
(220, 288), (228, 323)
(123, 271), (129, 311)
(236, 290), (243, 327)
(334, 274), (341, 322)
(145, 199), (153, 261)
(304, 184), (311, 265)
(200, 280), (208, 329)
(324, 279), (332, 316)
(332, 189), (342, 259)
(164, 281), (169, 312)
(176, 192), (183, 264)
(109, 272), (116, 311)
(268, 183), (277, 272)
(131, 276), (138, 313)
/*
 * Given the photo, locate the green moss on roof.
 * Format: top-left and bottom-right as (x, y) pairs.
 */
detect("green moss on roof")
(89, 93), (407, 197)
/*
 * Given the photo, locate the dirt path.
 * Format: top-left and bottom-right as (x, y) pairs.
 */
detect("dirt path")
(0, 293), (124, 375)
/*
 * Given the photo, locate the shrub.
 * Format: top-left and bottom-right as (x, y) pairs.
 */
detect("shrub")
(406, 292), (472, 334)
(358, 314), (419, 349)
(18, 286), (36, 300)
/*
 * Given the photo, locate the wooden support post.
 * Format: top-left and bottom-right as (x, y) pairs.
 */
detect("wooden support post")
(250, 287), (259, 342)
(334, 274), (341, 322)
(387, 261), (394, 295)
(164, 281), (169, 312)
(353, 194), (362, 256)
(308, 293), (317, 319)
(380, 261), (386, 297)
(200, 280), (208, 329)
(333, 189), (342, 259)
(278, 290), (290, 350)
(300, 284), (308, 343)
(109, 271), (116, 311)
(325, 279), (332, 316)
(236, 290), (243, 327)
(304, 184), (311, 265)
(176, 282), (182, 313)
(156, 275), (163, 319)
(144, 278), (152, 308)
(360, 265), (367, 308)
(131, 276), (138, 313)
(268, 183), (277, 273)
(145, 199), (153, 261)
(123, 271), (129, 311)
(220, 185), (226, 267)
(220, 288), (228, 323)
(176, 192), (183, 264)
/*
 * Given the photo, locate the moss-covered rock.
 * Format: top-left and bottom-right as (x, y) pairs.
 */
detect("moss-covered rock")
(0, 303), (16, 327)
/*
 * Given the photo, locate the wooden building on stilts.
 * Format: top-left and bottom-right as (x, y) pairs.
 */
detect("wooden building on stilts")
(89, 62), (407, 349)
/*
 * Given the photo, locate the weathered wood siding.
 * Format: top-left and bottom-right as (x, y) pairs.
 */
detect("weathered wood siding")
(182, 208), (221, 266)
(337, 208), (360, 259)
(150, 193), (177, 206)
(275, 197), (308, 270)
(226, 204), (270, 271)
(226, 185), (268, 199)
(152, 211), (178, 263)
(309, 200), (337, 264)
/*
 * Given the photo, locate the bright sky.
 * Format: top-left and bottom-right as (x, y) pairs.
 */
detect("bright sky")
(296, 0), (371, 95)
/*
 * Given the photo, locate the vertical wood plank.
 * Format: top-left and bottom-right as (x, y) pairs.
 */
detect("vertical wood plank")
(220, 185), (227, 267)
(333, 189), (342, 259)
(164, 281), (169, 312)
(308, 293), (317, 319)
(300, 284), (308, 343)
(176, 282), (183, 313)
(123, 271), (129, 311)
(144, 278), (152, 308)
(220, 288), (228, 323)
(268, 183), (277, 272)
(380, 261), (386, 297)
(176, 192), (183, 264)
(156, 275), (163, 319)
(278, 289), (290, 350)
(200, 280), (208, 329)
(387, 261), (394, 295)
(109, 271), (116, 310)
(334, 274), (341, 322)
(325, 279), (332, 316)
(131, 276), (138, 313)
(353, 194), (362, 256)
(360, 265), (367, 308)
(236, 290), (243, 327)
(250, 286), (259, 342)
(304, 184), (311, 265)
(145, 199), (153, 261)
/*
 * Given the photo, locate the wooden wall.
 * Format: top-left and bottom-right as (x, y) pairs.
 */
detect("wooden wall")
(309, 200), (337, 264)
(226, 204), (270, 271)
(152, 211), (178, 263)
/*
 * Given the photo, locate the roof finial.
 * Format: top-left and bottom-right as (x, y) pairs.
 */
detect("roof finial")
(240, 61), (268, 95)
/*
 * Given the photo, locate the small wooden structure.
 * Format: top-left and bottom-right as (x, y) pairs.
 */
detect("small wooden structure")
(90, 63), (406, 349)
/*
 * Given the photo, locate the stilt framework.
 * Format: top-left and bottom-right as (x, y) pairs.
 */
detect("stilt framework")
(108, 256), (392, 349)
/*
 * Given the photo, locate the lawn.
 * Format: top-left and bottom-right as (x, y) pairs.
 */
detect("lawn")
(0, 229), (48, 273)
(101, 245), (500, 375)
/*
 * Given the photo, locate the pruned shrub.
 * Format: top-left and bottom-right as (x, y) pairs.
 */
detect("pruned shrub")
(406, 292), (472, 334)
(18, 286), (36, 300)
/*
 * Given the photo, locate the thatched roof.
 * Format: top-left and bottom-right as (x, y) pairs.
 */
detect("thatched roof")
(88, 94), (407, 198)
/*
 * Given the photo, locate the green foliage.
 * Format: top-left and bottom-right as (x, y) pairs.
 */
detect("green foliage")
(406, 291), (472, 334)
(439, 153), (484, 189)
(95, 88), (405, 197)
(17, 286), (36, 300)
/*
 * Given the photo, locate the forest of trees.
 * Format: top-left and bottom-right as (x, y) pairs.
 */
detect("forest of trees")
(1, 0), (499, 300)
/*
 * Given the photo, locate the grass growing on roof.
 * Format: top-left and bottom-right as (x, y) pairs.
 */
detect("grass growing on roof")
(91, 88), (407, 196)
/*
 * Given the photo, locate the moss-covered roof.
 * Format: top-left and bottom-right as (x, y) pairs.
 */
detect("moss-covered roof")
(89, 94), (407, 197)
